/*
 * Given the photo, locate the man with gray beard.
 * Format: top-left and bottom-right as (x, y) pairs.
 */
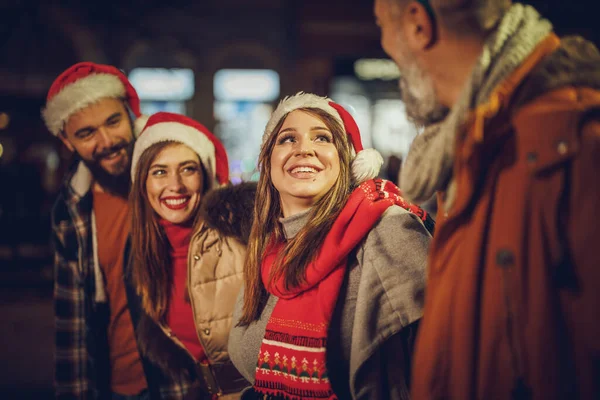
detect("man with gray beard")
(374, 0), (600, 398)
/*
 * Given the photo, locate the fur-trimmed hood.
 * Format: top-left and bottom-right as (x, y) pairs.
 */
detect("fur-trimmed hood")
(196, 181), (257, 244)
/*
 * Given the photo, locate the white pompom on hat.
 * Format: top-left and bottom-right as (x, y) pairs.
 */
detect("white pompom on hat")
(263, 92), (383, 183)
(131, 112), (229, 190)
(42, 61), (149, 136)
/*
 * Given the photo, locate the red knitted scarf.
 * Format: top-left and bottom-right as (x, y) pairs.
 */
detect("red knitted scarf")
(254, 179), (426, 399)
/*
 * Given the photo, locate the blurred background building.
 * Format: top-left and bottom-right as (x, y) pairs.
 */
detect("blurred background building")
(0, 0), (596, 397)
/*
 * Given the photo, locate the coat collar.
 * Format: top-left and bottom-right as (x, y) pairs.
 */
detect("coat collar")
(445, 34), (561, 219)
(196, 182), (257, 244)
(61, 160), (93, 205)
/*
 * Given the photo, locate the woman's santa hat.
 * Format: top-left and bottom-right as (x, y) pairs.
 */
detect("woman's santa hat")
(131, 112), (229, 190)
(263, 92), (383, 183)
(42, 62), (148, 136)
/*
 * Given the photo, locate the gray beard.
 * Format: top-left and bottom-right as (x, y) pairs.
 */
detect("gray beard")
(398, 69), (449, 127)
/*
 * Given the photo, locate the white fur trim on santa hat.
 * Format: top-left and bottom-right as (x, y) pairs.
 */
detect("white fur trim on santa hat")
(42, 73), (127, 136)
(263, 92), (343, 144)
(352, 148), (384, 183)
(264, 92), (384, 183)
(131, 122), (218, 189)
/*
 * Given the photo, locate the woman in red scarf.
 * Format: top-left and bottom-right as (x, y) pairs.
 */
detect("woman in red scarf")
(129, 112), (252, 398)
(229, 93), (434, 399)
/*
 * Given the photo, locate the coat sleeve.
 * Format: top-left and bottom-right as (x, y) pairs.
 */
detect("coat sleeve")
(351, 206), (431, 399)
(229, 287), (278, 385)
(566, 114), (600, 380)
(228, 288), (255, 383)
(360, 205), (430, 328)
(51, 215), (92, 399)
(353, 320), (420, 400)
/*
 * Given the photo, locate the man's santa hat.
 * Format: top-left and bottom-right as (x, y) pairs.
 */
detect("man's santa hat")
(263, 92), (383, 183)
(42, 62), (148, 136)
(131, 112), (229, 190)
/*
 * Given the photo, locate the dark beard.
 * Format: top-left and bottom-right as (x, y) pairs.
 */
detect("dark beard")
(82, 140), (134, 198)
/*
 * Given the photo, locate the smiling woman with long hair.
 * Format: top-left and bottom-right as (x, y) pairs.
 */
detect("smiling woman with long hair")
(128, 112), (253, 399)
(228, 93), (435, 400)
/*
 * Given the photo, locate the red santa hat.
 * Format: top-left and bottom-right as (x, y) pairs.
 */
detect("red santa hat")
(131, 112), (229, 189)
(263, 92), (383, 183)
(42, 62), (149, 136)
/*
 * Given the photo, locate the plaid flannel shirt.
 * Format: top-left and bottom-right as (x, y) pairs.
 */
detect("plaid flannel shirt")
(52, 161), (98, 399)
(52, 160), (195, 399)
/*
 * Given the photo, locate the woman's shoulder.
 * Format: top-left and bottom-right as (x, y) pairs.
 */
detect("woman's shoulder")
(357, 204), (432, 274)
(382, 204), (416, 218)
(370, 204), (432, 239)
(197, 182), (257, 243)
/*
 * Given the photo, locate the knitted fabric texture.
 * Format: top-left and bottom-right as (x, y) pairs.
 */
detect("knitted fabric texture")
(400, 4), (553, 209)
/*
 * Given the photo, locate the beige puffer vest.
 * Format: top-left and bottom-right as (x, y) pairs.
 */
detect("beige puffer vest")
(135, 182), (256, 397)
(186, 225), (245, 363)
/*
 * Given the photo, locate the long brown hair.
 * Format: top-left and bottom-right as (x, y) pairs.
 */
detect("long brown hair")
(129, 140), (207, 322)
(238, 108), (354, 325)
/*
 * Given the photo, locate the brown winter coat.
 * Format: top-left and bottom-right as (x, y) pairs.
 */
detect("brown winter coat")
(412, 34), (600, 399)
(136, 183), (255, 398)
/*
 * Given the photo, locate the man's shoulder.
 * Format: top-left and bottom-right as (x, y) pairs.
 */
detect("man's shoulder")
(508, 37), (600, 163)
(51, 190), (71, 227)
(513, 35), (600, 111)
(50, 181), (93, 231)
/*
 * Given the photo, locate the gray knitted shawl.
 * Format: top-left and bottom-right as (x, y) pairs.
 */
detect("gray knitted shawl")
(400, 4), (552, 210)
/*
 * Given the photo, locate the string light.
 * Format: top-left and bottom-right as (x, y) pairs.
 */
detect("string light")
(0, 112), (9, 130)
(354, 59), (400, 81)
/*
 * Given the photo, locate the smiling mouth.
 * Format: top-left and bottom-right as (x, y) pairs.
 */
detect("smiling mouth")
(161, 196), (191, 210)
(288, 166), (322, 179)
(100, 148), (125, 162)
